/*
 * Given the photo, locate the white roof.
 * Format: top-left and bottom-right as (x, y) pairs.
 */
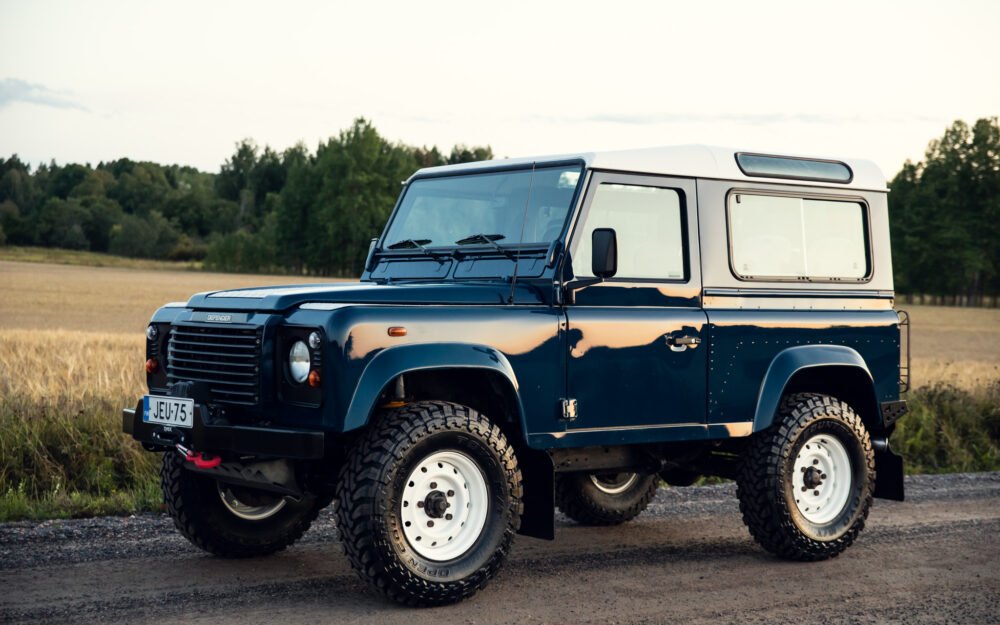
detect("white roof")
(412, 144), (887, 192)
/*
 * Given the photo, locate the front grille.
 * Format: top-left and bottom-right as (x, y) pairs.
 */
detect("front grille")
(167, 325), (262, 406)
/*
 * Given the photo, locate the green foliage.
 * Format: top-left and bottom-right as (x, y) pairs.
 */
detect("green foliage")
(109, 211), (179, 258)
(890, 117), (1000, 303)
(892, 382), (1000, 473)
(0, 393), (161, 521)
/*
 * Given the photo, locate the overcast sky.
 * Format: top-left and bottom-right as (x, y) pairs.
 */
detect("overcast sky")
(1, 0), (998, 177)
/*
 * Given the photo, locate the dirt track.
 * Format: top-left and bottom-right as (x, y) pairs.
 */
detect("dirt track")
(2, 473), (999, 624)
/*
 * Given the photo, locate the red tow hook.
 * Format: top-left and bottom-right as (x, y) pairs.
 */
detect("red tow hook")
(175, 444), (223, 469)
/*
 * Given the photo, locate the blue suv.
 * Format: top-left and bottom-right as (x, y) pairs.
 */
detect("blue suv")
(124, 146), (909, 605)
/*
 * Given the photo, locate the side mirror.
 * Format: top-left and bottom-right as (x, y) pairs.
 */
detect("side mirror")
(591, 228), (617, 279)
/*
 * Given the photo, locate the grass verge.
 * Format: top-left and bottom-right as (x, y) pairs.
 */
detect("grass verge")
(0, 245), (201, 271)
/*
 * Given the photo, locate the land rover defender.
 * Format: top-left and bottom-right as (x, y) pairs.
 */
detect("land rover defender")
(123, 145), (909, 605)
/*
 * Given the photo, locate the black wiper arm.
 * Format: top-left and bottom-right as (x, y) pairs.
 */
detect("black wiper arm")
(455, 233), (516, 258)
(386, 238), (433, 253)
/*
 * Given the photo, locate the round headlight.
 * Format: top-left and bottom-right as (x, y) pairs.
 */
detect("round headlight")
(146, 324), (159, 341)
(308, 331), (322, 350)
(288, 341), (310, 383)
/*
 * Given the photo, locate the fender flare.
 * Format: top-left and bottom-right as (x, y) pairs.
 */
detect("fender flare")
(341, 342), (526, 433)
(751, 345), (877, 433)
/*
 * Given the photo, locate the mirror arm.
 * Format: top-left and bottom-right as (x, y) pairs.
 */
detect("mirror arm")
(560, 277), (603, 305)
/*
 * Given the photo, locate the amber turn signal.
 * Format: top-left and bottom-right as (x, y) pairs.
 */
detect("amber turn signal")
(308, 370), (321, 387)
(387, 326), (407, 337)
(145, 358), (158, 373)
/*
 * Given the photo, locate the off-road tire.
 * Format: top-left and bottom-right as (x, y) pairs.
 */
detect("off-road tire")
(736, 392), (875, 561)
(555, 471), (659, 526)
(335, 401), (523, 606)
(161, 452), (319, 558)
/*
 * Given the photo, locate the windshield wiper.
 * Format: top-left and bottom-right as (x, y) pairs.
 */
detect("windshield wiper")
(455, 233), (517, 259)
(386, 238), (433, 253)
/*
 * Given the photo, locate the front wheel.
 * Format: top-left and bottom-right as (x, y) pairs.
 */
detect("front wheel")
(335, 401), (522, 606)
(736, 392), (875, 561)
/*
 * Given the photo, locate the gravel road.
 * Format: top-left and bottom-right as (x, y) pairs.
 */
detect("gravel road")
(2, 472), (999, 624)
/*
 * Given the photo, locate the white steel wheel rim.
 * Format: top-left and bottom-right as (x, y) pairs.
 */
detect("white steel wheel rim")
(400, 450), (489, 562)
(792, 434), (853, 524)
(590, 472), (639, 495)
(217, 483), (287, 521)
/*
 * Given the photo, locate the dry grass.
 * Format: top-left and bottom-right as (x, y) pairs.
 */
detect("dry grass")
(0, 258), (997, 519)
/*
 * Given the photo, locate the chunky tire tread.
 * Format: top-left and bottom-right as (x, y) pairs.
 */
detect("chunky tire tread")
(335, 401), (522, 607)
(736, 392), (875, 561)
(160, 452), (319, 558)
(555, 472), (659, 526)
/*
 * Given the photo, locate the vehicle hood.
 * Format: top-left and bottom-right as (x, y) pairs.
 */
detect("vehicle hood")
(183, 281), (547, 311)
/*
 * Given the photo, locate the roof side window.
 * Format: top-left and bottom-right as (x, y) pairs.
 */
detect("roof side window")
(728, 193), (869, 281)
(736, 153), (852, 183)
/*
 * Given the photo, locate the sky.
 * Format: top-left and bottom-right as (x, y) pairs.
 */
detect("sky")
(1, 0), (998, 178)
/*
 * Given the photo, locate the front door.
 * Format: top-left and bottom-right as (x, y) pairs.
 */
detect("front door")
(563, 172), (707, 445)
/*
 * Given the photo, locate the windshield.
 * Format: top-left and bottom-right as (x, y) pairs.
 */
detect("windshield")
(383, 164), (582, 250)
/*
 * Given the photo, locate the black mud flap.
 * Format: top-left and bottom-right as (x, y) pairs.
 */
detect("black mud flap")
(517, 448), (555, 540)
(874, 445), (905, 501)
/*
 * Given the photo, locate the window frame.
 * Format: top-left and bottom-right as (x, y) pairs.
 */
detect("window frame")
(724, 188), (874, 284)
(567, 177), (691, 284)
(377, 159), (587, 255)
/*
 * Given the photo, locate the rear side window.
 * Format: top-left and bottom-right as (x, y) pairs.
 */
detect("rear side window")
(728, 193), (869, 281)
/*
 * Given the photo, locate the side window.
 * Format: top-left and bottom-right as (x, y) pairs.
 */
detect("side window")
(573, 184), (686, 280)
(728, 193), (868, 280)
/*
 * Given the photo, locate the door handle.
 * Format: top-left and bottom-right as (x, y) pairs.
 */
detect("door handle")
(667, 335), (701, 351)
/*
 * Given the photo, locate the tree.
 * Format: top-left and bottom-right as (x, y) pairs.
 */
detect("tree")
(305, 118), (419, 276)
(890, 117), (1000, 304)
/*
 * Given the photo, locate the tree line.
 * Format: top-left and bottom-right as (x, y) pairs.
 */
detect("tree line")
(1, 117), (998, 300)
(0, 118), (491, 276)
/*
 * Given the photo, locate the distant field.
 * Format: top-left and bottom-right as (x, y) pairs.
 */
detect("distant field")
(0, 259), (997, 520)
(0, 259), (345, 334)
(905, 305), (1000, 391)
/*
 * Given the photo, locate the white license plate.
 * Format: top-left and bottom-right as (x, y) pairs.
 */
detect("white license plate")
(143, 395), (195, 429)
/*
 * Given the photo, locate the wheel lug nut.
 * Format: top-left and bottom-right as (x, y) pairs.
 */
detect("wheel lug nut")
(430, 482), (437, 489)
(417, 501), (424, 508)
(445, 513), (453, 520)
(427, 520), (434, 527)
(801, 486), (807, 492)
(447, 490), (455, 497)
(813, 459), (819, 465)
(813, 490), (819, 496)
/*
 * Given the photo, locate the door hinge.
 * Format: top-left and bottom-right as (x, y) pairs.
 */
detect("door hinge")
(560, 398), (578, 421)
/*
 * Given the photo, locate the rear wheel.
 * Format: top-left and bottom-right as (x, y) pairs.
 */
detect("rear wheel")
(161, 452), (319, 558)
(335, 401), (522, 606)
(736, 392), (875, 561)
(555, 471), (659, 526)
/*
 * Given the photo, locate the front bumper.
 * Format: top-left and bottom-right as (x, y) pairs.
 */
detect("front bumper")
(122, 400), (326, 460)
